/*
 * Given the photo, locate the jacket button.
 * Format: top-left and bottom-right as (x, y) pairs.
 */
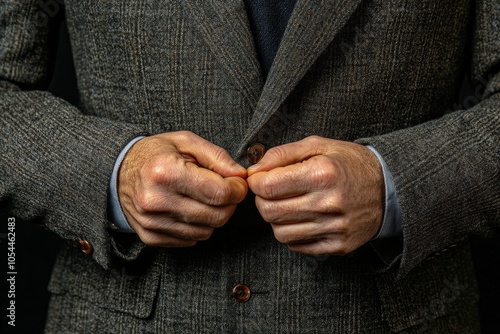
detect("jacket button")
(232, 283), (251, 303)
(75, 238), (93, 255)
(247, 143), (266, 164)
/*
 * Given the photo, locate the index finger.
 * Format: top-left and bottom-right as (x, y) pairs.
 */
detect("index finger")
(248, 158), (324, 199)
(247, 136), (327, 176)
(177, 162), (248, 206)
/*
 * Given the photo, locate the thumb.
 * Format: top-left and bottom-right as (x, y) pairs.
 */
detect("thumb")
(247, 136), (326, 176)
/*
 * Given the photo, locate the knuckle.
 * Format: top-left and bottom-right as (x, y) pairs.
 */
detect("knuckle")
(273, 233), (287, 244)
(137, 231), (162, 247)
(255, 198), (277, 222)
(139, 216), (159, 230)
(210, 215), (227, 228)
(260, 211), (272, 223)
(177, 228), (196, 240)
(266, 146), (288, 162)
(144, 155), (178, 185)
(219, 208), (234, 222)
(213, 207), (234, 227)
(176, 130), (195, 143)
(260, 178), (277, 199)
(135, 191), (157, 213)
(192, 208), (229, 228)
(258, 205), (275, 223)
(209, 185), (232, 206)
(148, 163), (169, 184)
(212, 146), (230, 162)
(273, 229), (292, 244)
(198, 228), (214, 241)
(303, 135), (324, 149)
(210, 221), (225, 229)
(310, 158), (337, 188)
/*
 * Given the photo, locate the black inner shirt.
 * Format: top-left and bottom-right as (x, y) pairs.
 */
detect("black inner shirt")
(244, 0), (298, 77)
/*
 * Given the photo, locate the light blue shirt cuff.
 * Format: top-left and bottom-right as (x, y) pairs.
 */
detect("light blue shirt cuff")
(108, 136), (146, 233)
(365, 145), (403, 239)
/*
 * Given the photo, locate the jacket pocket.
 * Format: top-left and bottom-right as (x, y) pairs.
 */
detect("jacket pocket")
(48, 245), (161, 319)
(376, 244), (479, 332)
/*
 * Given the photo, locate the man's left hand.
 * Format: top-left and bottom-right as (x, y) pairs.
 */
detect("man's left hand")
(247, 136), (384, 255)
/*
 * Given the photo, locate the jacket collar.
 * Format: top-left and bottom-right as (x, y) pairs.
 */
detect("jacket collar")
(183, 0), (263, 109)
(183, 0), (364, 152)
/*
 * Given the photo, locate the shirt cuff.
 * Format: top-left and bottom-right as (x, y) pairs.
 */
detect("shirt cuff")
(108, 136), (146, 233)
(365, 145), (403, 239)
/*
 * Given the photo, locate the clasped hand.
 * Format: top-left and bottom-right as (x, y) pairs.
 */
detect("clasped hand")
(118, 132), (383, 255)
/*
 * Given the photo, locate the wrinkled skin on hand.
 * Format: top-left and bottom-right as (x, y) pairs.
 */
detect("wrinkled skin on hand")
(247, 136), (384, 255)
(118, 131), (248, 247)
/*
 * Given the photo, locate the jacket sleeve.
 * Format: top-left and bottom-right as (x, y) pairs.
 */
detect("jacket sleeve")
(0, 1), (148, 269)
(357, 1), (500, 278)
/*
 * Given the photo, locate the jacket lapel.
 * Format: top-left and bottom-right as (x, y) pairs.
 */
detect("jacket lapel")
(183, 0), (263, 109)
(237, 0), (364, 154)
(184, 0), (365, 154)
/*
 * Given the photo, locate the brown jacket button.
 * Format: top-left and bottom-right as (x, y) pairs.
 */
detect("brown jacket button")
(247, 143), (266, 164)
(232, 283), (251, 303)
(76, 238), (93, 255)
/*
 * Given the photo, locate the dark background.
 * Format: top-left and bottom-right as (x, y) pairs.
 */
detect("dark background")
(1, 9), (499, 334)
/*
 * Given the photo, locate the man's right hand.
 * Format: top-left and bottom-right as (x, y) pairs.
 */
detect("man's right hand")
(118, 131), (248, 247)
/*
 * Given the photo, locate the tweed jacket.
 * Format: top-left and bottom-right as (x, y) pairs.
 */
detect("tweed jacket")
(1, 0), (499, 333)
